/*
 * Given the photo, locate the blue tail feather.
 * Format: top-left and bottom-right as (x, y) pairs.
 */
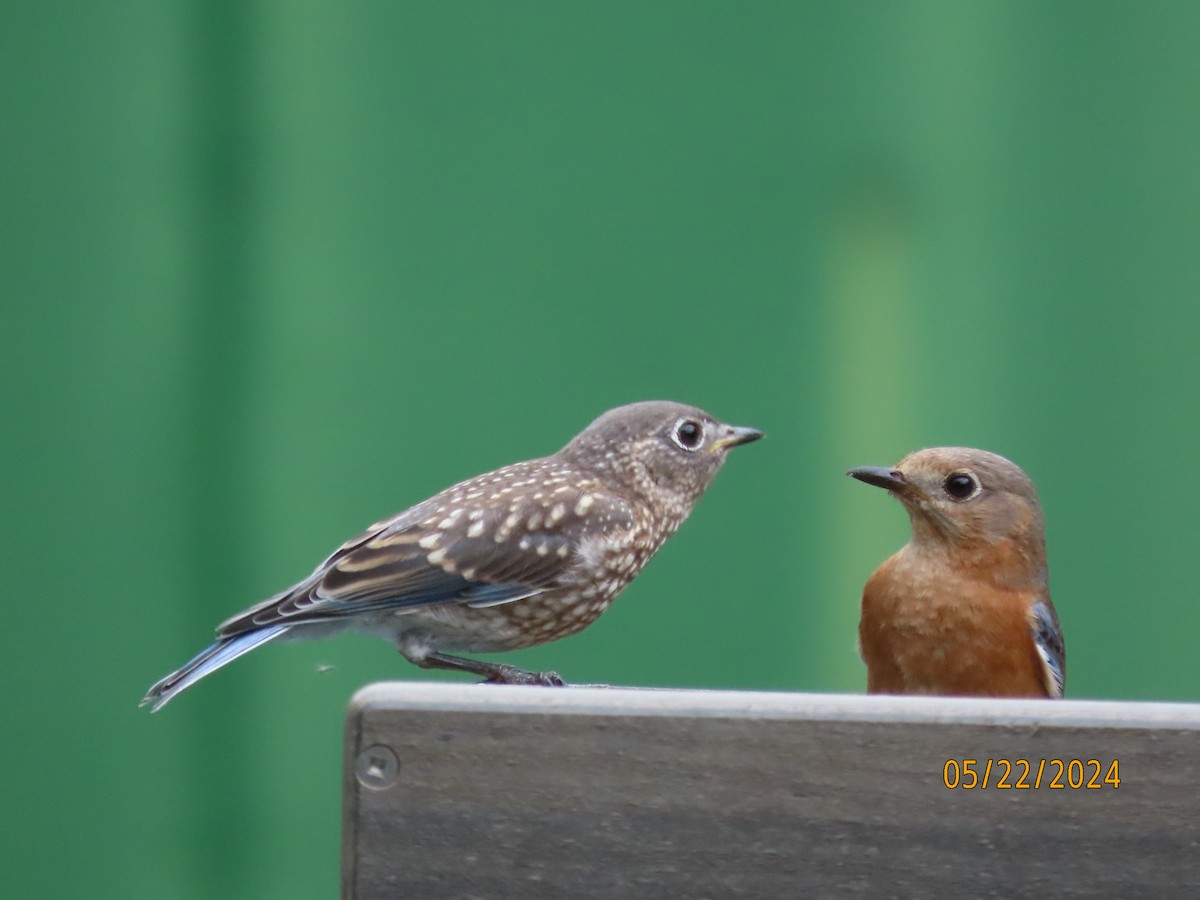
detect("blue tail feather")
(141, 625), (290, 712)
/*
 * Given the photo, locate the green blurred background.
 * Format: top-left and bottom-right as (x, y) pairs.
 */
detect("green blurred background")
(4, 2), (1199, 897)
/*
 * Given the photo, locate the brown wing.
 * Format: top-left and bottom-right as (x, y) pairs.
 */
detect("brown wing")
(218, 485), (634, 637)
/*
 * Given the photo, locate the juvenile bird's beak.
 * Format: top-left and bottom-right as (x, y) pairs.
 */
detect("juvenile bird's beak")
(713, 425), (764, 450)
(847, 466), (907, 493)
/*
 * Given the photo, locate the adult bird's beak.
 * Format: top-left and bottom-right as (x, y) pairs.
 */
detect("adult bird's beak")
(713, 425), (764, 450)
(847, 465), (907, 492)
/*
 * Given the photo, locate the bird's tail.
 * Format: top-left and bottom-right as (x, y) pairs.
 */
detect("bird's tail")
(140, 624), (290, 712)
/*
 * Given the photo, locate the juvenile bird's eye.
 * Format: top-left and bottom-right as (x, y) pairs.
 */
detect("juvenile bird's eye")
(672, 419), (704, 451)
(944, 471), (980, 501)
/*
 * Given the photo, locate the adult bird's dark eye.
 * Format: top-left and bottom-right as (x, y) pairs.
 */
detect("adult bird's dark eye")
(675, 420), (702, 450)
(944, 473), (978, 500)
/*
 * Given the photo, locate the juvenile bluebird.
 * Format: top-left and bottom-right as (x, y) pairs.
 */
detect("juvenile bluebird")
(142, 401), (762, 711)
(847, 448), (1064, 699)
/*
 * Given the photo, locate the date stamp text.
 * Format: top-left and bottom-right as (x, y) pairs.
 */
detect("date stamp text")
(942, 758), (1120, 789)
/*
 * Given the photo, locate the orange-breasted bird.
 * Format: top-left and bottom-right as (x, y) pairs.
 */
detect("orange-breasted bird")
(847, 447), (1064, 698)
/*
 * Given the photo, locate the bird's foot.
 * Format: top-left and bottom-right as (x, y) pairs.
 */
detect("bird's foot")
(482, 665), (565, 687)
(419, 650), (565, 686)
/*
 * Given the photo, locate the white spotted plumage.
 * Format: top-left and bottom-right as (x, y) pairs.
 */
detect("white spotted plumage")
(141, 401), (762, 710)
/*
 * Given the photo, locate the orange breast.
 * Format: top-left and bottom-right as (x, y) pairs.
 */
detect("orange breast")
(859, 555), (1049, 698)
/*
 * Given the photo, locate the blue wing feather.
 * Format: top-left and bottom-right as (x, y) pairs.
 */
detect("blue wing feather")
(1029, 600), (1066, 698)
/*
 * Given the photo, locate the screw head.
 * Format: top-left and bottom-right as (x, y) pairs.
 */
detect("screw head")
(355, 744), (399, 790)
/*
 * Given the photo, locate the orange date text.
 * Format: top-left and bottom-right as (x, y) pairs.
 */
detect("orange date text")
(942, 758), (1120, 790)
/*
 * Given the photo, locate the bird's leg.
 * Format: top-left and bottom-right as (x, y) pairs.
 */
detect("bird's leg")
(419, 651), (566, 686)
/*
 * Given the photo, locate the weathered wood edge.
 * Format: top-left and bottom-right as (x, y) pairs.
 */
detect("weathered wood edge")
(340, 702), (365, 900)
(342, 682), (1200, 898)
(346, 681), (1200, 730)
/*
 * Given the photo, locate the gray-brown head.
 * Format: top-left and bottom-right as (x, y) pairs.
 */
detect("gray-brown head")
(848, 447), (1047, 584)
(557, 401), (762, 507)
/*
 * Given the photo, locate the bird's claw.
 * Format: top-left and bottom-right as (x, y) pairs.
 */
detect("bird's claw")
(482, 666), (565, 687)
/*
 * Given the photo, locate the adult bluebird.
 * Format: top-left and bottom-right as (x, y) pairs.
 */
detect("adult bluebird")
(142, 401), (762, 711)
(847, 447), (1064, 698)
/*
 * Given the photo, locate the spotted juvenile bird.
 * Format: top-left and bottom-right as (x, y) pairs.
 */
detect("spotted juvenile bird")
(847, 448), (1064, 699)
(142, 401), (762, 711)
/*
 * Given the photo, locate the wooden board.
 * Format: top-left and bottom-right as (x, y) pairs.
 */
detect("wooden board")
(342, 684), (1200, 898)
